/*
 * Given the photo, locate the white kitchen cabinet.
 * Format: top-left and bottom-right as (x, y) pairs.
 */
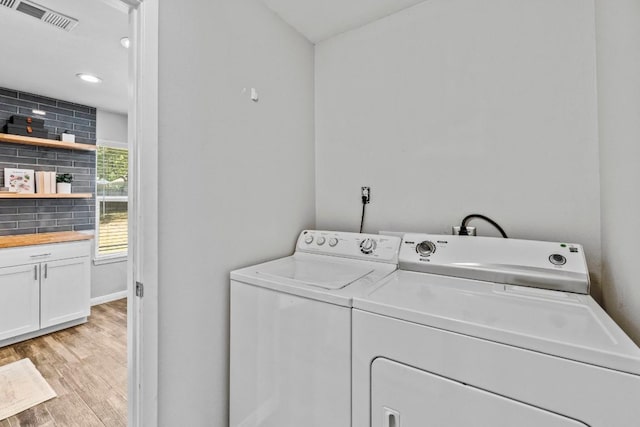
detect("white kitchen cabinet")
(40, 257), (90, 328)
(0, 240), (91, 347)
(0, 264), (40, 341)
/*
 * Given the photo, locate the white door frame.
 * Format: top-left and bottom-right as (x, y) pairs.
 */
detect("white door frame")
(124, 0), (159, 426)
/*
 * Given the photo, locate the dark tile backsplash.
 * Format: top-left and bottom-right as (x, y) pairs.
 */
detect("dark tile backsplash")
(0, 87), (96, 236)
(0, 87), (96, 144)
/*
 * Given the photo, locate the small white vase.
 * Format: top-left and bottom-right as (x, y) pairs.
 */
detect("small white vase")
(57, 182), (71, 194)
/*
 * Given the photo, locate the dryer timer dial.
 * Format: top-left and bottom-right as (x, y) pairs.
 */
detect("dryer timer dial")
(416, 240), (436, 257)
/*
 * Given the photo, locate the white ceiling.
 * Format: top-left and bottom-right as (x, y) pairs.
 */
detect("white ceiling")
(0, 0), (129, 113)
(261, 0), (429, 43)
(0, 0), (426, 113)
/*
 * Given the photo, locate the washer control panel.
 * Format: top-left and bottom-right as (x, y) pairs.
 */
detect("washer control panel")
(399, 233), (590, 294)
(360, 238), (377, 254)
(297, 230), (400, 264)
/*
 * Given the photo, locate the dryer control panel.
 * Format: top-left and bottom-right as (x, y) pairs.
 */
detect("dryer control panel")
(297, 230), (401, 264)
(399, 234), (590, 294)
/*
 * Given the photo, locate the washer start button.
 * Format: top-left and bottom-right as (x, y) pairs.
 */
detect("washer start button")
(549, 254), (567, 266)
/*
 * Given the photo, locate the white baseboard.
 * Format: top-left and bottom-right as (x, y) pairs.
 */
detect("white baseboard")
(91, 290), (128, 306)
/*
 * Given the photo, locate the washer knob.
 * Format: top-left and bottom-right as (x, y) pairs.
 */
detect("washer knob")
(304, 235), (314, 244)
(417, 241), (436, 257)
(549, 254), (567, 265)
(360, 238), (376, 254)
(328, 238), (339, 247)
(317, 237), (326, 245)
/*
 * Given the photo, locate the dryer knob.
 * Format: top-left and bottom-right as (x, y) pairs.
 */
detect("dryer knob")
(328, 238), (339, 247)
(360, 238), (376, 254)
(549, 254), (567, 265)
(317, 237), (326, 245)
(417, 240), (436, 257)
(304, 235), (314, 244)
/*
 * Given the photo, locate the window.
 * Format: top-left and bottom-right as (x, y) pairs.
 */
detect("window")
(97, 144), (128, 257)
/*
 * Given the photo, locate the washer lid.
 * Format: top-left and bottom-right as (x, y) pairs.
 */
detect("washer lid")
(354, 271), (640, 375)
(257, 256), (374, 290)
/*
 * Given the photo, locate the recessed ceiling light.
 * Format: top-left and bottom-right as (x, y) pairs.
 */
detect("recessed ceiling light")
(120, 37), (130, 49)
(76, 73), (102, 84)
(32, 109), (47, 116)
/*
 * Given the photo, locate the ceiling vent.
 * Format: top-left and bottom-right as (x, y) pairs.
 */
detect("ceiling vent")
(1, 0), (79, 32)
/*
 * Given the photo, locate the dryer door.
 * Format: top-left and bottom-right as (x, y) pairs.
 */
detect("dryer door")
(372, 358), (587, 427)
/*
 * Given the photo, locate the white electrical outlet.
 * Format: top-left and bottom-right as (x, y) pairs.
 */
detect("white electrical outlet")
(452, 226), (476, 236)
(361, 187), (371, 204)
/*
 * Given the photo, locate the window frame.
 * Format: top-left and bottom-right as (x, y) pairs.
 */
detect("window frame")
(95, 139), (129, 262)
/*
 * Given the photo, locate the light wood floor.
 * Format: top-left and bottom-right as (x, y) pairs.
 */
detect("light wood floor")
(0, 299), (127, 427)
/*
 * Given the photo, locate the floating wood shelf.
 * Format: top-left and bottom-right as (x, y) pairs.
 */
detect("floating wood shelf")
(0, 133), (97, 151)
(0, 193), (93, 199)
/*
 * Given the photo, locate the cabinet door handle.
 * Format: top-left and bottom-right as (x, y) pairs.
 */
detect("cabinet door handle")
(44, 264), (48, 279)
(30, 253), (52, 258)
(34, 265), (38, 280)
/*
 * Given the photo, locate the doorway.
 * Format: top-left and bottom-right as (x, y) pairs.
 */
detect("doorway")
(0, 0), (158, 425)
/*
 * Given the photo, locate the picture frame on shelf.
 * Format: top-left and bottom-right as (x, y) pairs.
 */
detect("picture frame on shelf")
(3, 168), (35, 193)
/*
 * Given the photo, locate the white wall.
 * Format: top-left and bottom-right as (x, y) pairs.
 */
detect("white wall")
(91, 259), (127, 300)
(91, 109), (129, 301)
(596, 0), (640, 344)
(97, 109), (128, 143)
(315, 0), (602, 297)
(157, 0), (315, 425)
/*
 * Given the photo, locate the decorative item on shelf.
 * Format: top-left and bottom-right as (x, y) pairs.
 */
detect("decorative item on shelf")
(3, 168), (35, 193)
(35, 171), (57, 194)
(36, 172), (44, 194)
(61, 130), (75, 143)
(0, 187), (9, 192)
(2, 115), (50, 139)
(10, 115), (45, 127)
(56, 173), (73, 194)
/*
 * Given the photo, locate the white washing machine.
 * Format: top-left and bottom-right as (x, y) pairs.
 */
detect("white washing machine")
(230, 230), (401, 427)
(352, 233), (640, 427)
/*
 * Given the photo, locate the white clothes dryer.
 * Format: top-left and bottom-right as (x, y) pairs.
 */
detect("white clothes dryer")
(230, 230), (401, 427)
(352, 234), (640, 427)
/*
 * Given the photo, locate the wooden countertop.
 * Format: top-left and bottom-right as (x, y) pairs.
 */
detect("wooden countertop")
(0, 231), (93, 249)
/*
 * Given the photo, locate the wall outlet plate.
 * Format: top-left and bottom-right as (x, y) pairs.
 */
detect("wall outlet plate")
(361, 186), (371, 204)
(451, 226), (476, 236)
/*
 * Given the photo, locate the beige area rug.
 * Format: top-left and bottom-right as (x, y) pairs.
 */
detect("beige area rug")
(0, 358), (57, 420)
